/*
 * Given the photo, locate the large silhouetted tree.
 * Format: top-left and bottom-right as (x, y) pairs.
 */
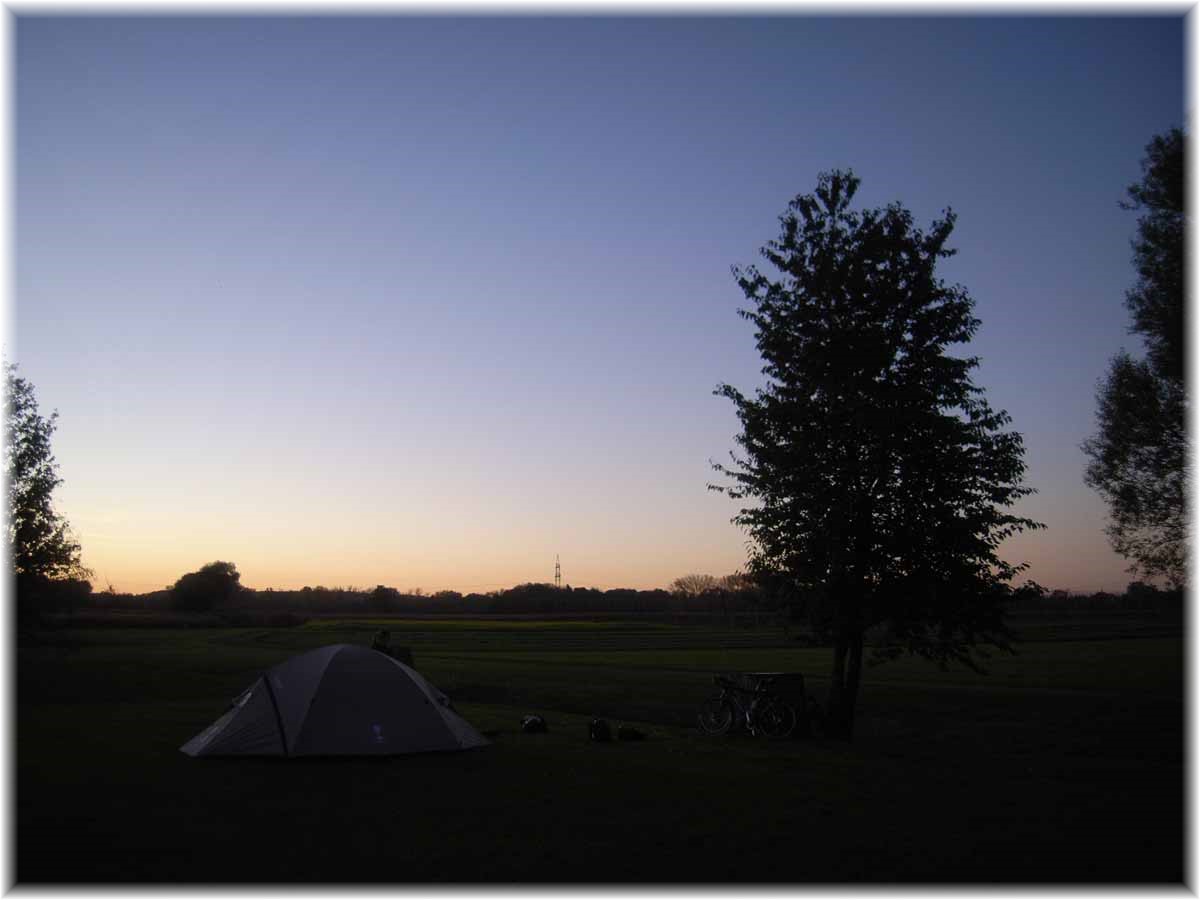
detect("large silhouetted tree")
(1084, 128), (1187, 588)
(712, 170), (1043, 739)
(171, 561), (243, 612)
(6, 364), (91, 618)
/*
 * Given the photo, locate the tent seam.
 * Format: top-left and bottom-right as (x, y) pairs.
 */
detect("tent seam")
(260, 673), (289, 757)
(289, 645), (345, 754)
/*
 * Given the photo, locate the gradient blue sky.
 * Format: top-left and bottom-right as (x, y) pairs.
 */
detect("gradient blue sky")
(15, 14), (1185, 593)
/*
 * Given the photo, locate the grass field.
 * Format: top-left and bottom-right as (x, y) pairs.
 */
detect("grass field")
(17, 613), (1184, 884)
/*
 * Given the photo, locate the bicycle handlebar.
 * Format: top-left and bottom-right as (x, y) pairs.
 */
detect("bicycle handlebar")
(713, 674), (776, 692)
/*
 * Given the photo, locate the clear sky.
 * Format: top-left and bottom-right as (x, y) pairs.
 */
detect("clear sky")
(14, 14), (1185, 594)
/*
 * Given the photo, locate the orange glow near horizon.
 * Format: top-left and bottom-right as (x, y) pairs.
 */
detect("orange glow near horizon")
(72, 503), (1135, 598)
(55, 409), (1136, 599)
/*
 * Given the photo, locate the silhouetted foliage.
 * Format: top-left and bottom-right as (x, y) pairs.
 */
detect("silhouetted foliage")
(1123, 129), (1185, 382)
(1084, 128), (1187, 588)
(369, 584), (402, 612)
(712, 170), (1043, 738)
(5, 364), (92, 625)
(1004, 581), (1182, 613)
(1122, 580), (1179, 610)
(6, 364), (90, 581)
(171, 561), (243, 612)
(31, 576), (93, 613)
(67, 571), (1175, 629)
(669, 573), (720, 596)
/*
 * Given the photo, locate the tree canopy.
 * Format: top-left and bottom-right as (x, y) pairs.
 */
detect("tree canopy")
(171, 561), (243, 612)
(6, 364), (90, 586)
(712, 170), (1043, 737)
(1083, 128), (1187, 588)
(669, 573), (721, 597)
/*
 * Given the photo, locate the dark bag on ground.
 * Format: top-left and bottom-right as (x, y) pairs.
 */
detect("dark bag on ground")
(617, 723), (646, 741)
(589, 718), (611, 742)
(521, 714), (548, 733)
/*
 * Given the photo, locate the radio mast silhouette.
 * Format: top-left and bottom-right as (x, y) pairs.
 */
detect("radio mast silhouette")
(554, 554), (562, 589)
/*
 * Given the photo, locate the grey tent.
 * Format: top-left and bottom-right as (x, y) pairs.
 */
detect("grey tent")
(181, 643), (488, 757)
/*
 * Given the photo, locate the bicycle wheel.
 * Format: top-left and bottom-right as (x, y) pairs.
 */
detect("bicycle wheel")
(698, 697), (735, 735)
(757, 698), (797, 739)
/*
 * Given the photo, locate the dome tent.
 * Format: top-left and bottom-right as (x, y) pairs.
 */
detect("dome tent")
(181, 644), (488, 757)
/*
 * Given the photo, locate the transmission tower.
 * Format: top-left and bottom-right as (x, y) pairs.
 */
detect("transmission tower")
(555, 554), (562, 589)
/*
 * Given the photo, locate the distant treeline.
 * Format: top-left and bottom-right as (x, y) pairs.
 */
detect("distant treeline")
(1007, 582), (1183, 613)
(88, 581), (745, 617)
(37, 562), (1185, 619)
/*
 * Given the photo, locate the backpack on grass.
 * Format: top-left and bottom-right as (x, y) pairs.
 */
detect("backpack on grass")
(521, 714), (548, 733)
(617, 723), (646, 741)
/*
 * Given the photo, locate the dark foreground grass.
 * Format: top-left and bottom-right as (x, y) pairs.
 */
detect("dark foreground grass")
(17, 618), (1184, 884)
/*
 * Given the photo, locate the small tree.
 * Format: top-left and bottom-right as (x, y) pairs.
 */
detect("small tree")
(713, 171), (1043, 738)
(669, 573), (720, 596)
(369, 584), (401, 612)
(1083, 128), (1187, 588)
(5, 365), (91, 620)
(718, 572), (754, 593)
(171, 561), (243, 612)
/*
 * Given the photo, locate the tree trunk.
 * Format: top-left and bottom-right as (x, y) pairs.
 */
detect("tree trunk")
(842, 631), (865, 739)
(826, 634), (848, 737)
(826, 626), (865, 740)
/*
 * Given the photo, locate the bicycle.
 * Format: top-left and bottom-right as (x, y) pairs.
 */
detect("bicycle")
(697, 674), (797, 739)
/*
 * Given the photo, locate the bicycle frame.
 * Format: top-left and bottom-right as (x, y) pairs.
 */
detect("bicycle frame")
(699, 673), (801, 740)
(714, 677), (770, 734)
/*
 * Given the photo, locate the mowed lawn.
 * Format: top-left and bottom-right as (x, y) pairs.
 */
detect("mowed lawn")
(17, 616), (1184, 884)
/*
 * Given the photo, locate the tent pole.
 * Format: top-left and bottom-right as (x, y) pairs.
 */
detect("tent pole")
(261, 674), (289, 757)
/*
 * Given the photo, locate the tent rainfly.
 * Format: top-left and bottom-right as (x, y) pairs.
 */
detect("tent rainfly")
(180, 643), (489, 757)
